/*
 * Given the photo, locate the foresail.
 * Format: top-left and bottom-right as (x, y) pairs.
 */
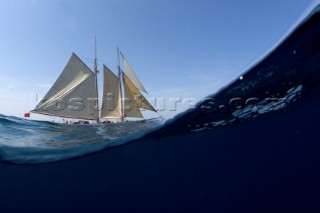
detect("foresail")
(122, 72), (157, 118)
(100, 65), (122, 119)
(123, 76), (143, 118)
(32, 53), (99, 120)
(121, 52), (148, 94)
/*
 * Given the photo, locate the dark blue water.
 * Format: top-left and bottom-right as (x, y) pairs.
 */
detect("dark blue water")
(1, 5), (320, 213)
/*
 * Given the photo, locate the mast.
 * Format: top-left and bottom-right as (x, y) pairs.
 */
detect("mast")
(94, 37), (100, 123)
(117, 46), (124, 122)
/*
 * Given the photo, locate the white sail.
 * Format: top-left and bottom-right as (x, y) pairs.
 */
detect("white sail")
(123, 75), (143, 118)
(100, 65), (122, 119)
(121, 52), (148, 94)
(122, 72), (156, 118)
(31, 53), (99, 120)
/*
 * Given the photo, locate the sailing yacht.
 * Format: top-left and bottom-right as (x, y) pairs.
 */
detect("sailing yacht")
(30, 46), (157, 124)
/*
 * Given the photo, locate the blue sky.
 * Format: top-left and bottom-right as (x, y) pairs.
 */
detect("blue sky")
(0, 0), (318, 120)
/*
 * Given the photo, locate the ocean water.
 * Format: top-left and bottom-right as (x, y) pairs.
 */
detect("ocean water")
(1, 5), (320, 213)
(0, 115), (162, 164)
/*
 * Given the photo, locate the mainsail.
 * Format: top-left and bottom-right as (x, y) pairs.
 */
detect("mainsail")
(100, 65), (122, 119)
(31, 53), (99, 120)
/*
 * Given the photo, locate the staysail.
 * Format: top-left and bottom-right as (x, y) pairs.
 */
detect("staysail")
(31, 53), (99, 120)
(121, 52), (148, 94)
(122, 71), (156, 118)
(100, 65), (122, 119)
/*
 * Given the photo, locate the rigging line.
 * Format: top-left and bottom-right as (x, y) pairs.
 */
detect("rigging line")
(101, 51), (118, 70)
(80, 54), (118, 72)
(99, 47), (116, 58)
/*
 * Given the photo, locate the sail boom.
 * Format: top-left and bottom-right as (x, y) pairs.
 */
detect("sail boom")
(30, 110), (98, 121)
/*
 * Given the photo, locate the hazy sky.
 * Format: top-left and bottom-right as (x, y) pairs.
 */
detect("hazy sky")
(0, 0), (318, 120)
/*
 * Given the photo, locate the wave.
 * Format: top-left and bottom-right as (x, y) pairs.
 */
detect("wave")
(145, 5), (320, 138)
(0, 115), (163, 164)
(1, 5), (320, 164)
